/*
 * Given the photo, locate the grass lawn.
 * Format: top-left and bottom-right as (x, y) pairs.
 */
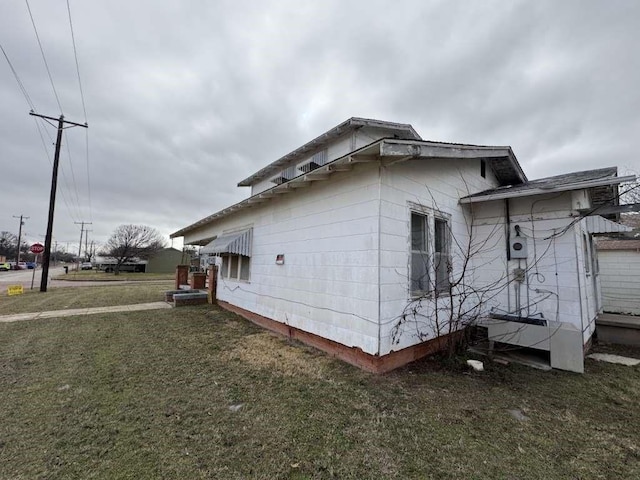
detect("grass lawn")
(0, 281), (173, 315)
(53, 270), (175, 281)
(1, 305), (639, 479)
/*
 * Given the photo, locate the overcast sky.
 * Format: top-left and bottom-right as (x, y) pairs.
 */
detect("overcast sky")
(1, 0), (639, 254)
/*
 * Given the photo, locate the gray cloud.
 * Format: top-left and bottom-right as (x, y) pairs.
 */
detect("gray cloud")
(1, 0), (639, 252)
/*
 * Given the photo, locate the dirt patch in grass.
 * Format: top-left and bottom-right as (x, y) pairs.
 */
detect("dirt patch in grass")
(0, 281), (173, 315)
(221, 331), (333, 379)
(0, 305), (639, 479)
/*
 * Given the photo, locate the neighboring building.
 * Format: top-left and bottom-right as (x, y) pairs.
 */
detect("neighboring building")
(171, 117), (633, 373)
(146, 248), (189, 274)
(596, 239), (640, 316)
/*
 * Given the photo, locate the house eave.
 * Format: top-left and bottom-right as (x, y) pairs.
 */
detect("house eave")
(237, 117), (422, 187)
(459, 175), (636, 204)
(171, 138), (526, 240)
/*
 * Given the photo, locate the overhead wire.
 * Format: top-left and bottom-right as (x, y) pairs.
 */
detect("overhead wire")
(25, 0), (63, 114)
(33, 118), (81, 223)
(62, 129), (84, 219)
(0, 42), (36, 111)
(66, 0), (92, 223)
(1, 39), (83, 224)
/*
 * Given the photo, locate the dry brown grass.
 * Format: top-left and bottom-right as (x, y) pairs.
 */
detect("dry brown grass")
(0, 304), (639, 479)
(221, 332), (333, 379)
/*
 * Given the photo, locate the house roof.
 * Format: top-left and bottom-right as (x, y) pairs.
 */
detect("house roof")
(597, 239), (640, 251)
(237, 117), (422, 187)
(459, 167), (635, 204)
(171, 136), (526, 240)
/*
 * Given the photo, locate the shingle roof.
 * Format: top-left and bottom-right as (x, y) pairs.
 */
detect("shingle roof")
(461, 167), (620, 202)
(597, 239), (640, 251)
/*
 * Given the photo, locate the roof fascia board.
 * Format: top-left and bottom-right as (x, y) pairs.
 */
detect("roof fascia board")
(379, 139), (526, 183)
(459, 175), (636, 204)
(237, 118), (419, 187)
(380, 139), (513, 159)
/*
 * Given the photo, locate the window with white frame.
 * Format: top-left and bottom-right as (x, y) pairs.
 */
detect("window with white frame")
(410, 209), (452, 296)
(220, 254), (251, 281)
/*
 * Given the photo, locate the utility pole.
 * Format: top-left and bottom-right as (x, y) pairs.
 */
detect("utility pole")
(75, 221), (92, 263)
(13, 215), (29, 264)
(30, 111), (88, 292)
(54, 240), (58, 266)
(84, 229), (92, 261)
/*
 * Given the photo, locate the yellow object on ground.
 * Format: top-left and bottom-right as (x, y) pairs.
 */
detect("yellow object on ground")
(7, 285), (24, 296)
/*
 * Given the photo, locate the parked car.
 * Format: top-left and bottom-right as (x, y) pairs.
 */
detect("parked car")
(0, 262), (10, 271)
(26, 262), (37, 269)
(81, 262), (93, 270)
(16, 262), (28, 270)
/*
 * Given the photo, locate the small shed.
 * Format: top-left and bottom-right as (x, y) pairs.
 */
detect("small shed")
(597, 239), (640, 315)
(146, 248), (188, 274)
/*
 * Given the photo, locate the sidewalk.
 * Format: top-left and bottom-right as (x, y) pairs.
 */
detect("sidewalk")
(0, 301), (172, 323)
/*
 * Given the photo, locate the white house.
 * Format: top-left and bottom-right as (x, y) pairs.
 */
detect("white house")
(171, 118), (633, 373)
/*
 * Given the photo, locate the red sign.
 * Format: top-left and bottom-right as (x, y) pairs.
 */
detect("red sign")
(30, 243), (45, 254)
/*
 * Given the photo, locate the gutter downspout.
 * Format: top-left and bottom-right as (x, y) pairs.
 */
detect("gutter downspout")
(505, 198), (511, 312)
(377, 160), (383, 356)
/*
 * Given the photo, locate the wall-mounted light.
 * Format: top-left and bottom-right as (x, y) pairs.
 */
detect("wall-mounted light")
(276, 254), (285, 265)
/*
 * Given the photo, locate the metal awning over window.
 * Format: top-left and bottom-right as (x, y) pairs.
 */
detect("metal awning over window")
(201, 229), (252, 256)
(584, 215), (632, 234)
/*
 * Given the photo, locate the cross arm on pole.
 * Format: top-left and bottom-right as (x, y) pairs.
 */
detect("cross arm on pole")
(29, 111), (88, 128)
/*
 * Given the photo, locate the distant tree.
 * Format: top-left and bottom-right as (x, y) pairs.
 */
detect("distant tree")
(102, 225), (166, 274)
(0, 231), (18, 259)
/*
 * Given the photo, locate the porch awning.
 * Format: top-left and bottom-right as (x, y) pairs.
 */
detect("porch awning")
(584, 215), (632, 234)
(201, 229), (252, 256)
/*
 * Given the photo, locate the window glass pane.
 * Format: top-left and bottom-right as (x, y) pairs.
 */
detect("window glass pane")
(230, 255), (239, 278)
(411, 213), (426, 251)
(240, 255), (250, 280)
(434, 218), (451, 292)
(411, 252), (429, 293)
(434, 218), (447, 253)
(435, 252), (451, 292)
(221, 256), (229, 278)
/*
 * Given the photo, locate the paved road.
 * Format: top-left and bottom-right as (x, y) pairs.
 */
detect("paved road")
(0, 266), (64, 291)
(0, 267), (173, 293)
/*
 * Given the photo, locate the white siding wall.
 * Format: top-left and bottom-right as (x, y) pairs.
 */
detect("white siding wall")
(473, 195), (589, 339)
(379, 181), (591, 355)
(250, 135), (354, 196)
(377, 157), (500, 354)
(599, 250), (640, 315)
(249, 127), (402, 196)
(187, 164), (382, 354)
(469, 194), (597, 345)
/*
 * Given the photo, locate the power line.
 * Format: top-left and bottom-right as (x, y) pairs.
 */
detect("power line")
(0, 42), (35, 111)
(66, 0), (86, 121)
(85, 129), (92, 222)
(66, 0), (92, 223)
(33, 117), (81, 223)
(30, 111), (88, 292)
(25, 0), (63, 113)
(62, 129), (84, 219)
